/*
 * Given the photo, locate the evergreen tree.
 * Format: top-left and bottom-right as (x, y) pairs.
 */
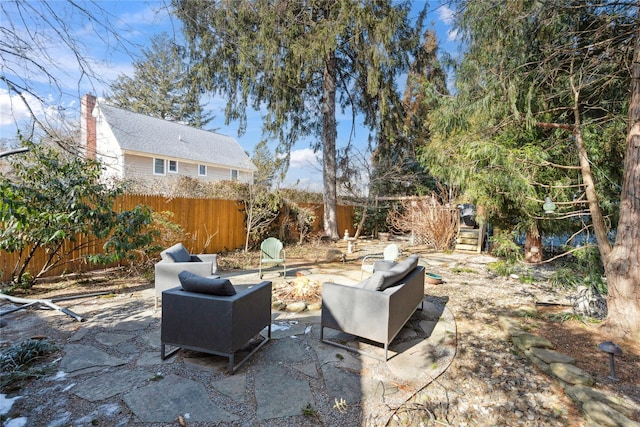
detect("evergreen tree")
(173, 0), (422, 238)
(251, 140), (284, 188)
(422, 0), (637, 338)
(106, 33), (212, 128)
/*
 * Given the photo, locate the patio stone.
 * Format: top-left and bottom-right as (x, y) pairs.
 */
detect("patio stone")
(123, 373), (239, 423)
(261, 336), (308, 363)
(211, 373), (247, 401)
(71, 369), (151, 402)
(254, 364), (314, 420)
(60, 344), (127, 373)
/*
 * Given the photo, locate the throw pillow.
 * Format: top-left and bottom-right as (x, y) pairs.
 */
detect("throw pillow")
(163, 243), (191, 263)
(363, 254), (420, 291)
(390, 254), (419, 278)
(360, 275), (381, 290)
(178, 271), (236, 296)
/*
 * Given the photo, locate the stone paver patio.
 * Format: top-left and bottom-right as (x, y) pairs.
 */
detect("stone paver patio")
(0, 254), (459, 426)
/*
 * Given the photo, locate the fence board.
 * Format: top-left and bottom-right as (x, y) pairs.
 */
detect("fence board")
(1, 195), (354, 282)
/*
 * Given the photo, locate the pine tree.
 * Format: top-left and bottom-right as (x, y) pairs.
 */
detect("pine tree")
(106, 33), (212, 128)
(173, 0), (422, 238)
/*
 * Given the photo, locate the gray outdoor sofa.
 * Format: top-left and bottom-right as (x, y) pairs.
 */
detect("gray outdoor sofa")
(154, 243), (218, 308)
(320, 254), (425, 361)
(161, 278), (272, 374)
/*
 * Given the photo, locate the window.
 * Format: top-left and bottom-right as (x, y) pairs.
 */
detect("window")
(198, 164), (207, 176)
(231, 169), (238, 181)
(154, 158), (165, 175)
(168, 160), (178, 173)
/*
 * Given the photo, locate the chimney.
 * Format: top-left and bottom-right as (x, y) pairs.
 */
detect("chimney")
(81, 94), (97, 159)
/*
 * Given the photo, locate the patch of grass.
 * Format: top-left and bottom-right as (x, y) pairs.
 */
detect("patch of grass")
(302, 402), (319, 417)
(546, 312), (601, 324)
(0, 338), (59, 391)
(487, 260), (517, 277)
(518, 269), (535, 284)
(549, 267), (581, 289)
(513, 309), (541, 319)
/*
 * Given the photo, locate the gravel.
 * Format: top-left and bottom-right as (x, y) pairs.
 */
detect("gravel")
(389, 257), (586, 426)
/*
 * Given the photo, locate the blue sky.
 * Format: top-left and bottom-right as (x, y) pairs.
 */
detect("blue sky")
(0, 0), (458, 190)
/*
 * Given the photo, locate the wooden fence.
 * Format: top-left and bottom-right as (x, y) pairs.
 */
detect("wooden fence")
(0, 194), (355, 282)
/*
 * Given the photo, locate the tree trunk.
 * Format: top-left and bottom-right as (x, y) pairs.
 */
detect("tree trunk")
(603, 19), (640, 340)
(353, 205), (368, 239)
(569, 74), (612, 260)
(322, 50), (339, 239)
(524, 223), (542, 263)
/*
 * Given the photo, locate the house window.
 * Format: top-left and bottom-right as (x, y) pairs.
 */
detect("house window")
(231, 169), (238, 181)
(154, 158), (165, 175)
(168, 160), (178, 173)
(198, 164), (207, 176)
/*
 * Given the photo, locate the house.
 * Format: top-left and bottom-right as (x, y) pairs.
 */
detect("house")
(80, 94), (255, 187)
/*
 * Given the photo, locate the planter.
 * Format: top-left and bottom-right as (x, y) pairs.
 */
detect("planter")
(425, 273), (443, 285)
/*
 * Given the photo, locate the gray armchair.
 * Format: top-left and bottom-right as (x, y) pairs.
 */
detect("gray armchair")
(154, 243), (218, 307)
(321, 259), (425, 361)
(161, 281), (272, 373)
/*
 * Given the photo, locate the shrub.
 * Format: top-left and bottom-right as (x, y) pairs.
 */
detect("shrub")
(549, 246), (607, 294)
(490, 229), (522, 262)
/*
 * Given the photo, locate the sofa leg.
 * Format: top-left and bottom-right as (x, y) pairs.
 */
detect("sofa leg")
(228, 354), (235, 373)
(160, 343), (180, 360)
(228, 334), (271, 374)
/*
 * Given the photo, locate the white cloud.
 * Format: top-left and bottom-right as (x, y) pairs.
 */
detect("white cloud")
(447, 28), (460, 42)
(0, 89), (43, 127)
(118, 3), (173, 27)
(289, 148), (320, 169)
(438, 5), (455, 25)
(436, 5), (461, 42)
(280, 148), (324, 191)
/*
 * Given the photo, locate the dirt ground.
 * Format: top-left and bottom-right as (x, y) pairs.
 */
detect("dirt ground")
(2, 241), (639, 425)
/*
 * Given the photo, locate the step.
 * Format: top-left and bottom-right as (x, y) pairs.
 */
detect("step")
(455, 243), (480, 251)
(457, 237), (479, 245)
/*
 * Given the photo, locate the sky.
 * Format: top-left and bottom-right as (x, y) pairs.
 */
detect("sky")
(0, 0), (459, 191)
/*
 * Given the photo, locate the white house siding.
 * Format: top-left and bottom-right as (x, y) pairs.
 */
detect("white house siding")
(207, 166), (231, 181)
(123, 153), (155, 179)
(122, 153), (253, 184)
(238, 170), (253, 183)
(95, 111), (124, 180)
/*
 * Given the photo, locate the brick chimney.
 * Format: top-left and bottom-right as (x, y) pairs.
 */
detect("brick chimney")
(81, 94), (97, 159)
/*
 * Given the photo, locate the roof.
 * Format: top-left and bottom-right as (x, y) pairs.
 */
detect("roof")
(97, 103), (256, 171)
